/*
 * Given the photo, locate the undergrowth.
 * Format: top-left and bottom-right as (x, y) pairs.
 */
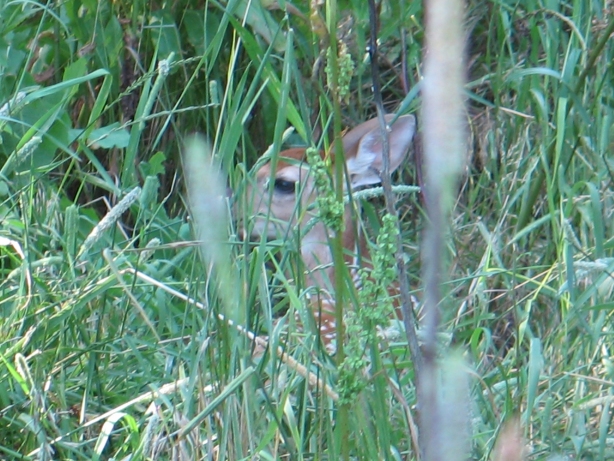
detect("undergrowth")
(0, 0), (613, 459)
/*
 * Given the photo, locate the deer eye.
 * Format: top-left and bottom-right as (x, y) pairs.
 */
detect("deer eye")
(274, 178), (296, 194)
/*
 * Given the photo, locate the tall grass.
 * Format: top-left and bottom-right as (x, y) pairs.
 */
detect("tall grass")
(0, 0), (613, 459)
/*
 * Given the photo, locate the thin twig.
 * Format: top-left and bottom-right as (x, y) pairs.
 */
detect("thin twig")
(367, 0), (423, 377)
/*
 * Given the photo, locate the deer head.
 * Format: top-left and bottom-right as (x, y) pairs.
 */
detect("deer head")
(244, 114), (415, 250)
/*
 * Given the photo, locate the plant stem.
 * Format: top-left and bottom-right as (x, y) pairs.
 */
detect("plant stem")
(326, 1), (349, 459)
(367, 0), (423, 379)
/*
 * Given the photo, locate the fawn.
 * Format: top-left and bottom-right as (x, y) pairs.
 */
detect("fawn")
(243, 114), (416, 349)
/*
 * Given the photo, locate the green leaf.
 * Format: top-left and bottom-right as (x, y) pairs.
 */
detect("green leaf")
(70, 123), (130, 149)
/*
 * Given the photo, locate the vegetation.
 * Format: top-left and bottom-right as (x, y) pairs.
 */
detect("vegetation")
(0, 0), (613, 459)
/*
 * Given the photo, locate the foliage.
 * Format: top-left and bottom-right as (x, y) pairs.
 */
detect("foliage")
(0, 0), (613, 459)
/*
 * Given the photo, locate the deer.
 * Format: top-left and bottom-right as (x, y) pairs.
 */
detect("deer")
(243, 114), (416, 351)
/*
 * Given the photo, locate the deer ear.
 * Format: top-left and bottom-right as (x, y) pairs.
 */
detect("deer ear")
(346, 115), (416, 188)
